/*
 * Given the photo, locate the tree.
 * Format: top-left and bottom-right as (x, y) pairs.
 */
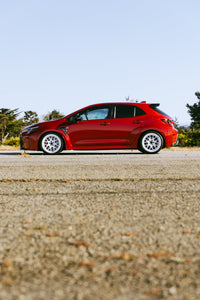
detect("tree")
(186, 92), (200, 128)
(173, 117), (179, 130)
(0, 108), (20, 144)
(23, 111), (39, 126)
(43, 110), (64, 121)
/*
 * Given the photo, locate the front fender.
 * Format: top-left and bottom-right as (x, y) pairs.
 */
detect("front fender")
(37, 129), (73, 151)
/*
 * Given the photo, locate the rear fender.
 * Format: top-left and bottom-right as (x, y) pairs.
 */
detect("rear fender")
(137, 130), (166, 149)
(129, 126), (166, 148)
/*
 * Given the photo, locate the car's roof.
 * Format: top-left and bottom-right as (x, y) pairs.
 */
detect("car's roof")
(80, 102), (153, 109)
(90, 101), (149, 105)
(65, 101), (159, 118)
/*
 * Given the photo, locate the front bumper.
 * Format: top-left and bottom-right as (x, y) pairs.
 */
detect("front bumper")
(20, 136), (25, 150)
(20, 134), (38, 150)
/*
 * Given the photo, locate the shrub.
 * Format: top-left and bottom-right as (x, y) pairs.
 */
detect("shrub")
(178, 129), (200, 147)
(3, 137), (20, 147)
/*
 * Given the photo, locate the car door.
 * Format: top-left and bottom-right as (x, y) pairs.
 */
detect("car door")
(67, 105), (115, 149)
(107, 104), (147, 146)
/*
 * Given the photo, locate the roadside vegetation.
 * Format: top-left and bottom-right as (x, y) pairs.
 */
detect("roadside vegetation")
(0, 109), (64, 147)
(0, 92), (200, 148)
(177, 92), (200, 146)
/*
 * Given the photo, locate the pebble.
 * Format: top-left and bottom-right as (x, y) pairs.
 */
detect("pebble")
(0, 150), (200, 299)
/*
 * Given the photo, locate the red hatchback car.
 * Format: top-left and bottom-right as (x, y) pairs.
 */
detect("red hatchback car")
(20, 102), (178, 154)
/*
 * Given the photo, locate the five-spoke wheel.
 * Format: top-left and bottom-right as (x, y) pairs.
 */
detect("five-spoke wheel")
(40, 133), (63, 154)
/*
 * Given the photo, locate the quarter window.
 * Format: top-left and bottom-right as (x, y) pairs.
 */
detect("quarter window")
(135, 106), (146, 116)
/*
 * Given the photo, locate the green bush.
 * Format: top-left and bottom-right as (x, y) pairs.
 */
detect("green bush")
(3, 137), (20, 147)
(178, 129), (200, 147)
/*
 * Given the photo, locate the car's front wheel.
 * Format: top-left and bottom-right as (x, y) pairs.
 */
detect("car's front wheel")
(139, 131), (163, 154)
(40, 133), (63, 154)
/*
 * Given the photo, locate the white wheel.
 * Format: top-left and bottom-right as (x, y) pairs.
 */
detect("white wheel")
(41, 133), (63, 154)
(139, 131), (163, 154)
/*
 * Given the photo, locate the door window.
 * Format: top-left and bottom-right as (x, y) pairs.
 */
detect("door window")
(116, 104), (146, 118)
(116, 104), (135, 118)
(78, 106), (111, 121)
(87, 108), (109, 120)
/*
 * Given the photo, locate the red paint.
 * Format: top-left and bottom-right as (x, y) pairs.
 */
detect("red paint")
(20, 102), (178, 154)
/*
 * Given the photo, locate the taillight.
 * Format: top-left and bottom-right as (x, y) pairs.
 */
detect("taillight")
(161, 119), (174, 126)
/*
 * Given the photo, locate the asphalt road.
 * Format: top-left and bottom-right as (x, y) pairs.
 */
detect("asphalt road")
(0, 149), (200, 299)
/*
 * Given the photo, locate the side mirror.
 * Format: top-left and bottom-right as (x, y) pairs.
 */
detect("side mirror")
(66, 114), (81, 124)
(75, 114), (82, 122)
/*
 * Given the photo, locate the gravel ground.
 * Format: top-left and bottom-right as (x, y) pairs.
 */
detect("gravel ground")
(0, 149), (200, 300)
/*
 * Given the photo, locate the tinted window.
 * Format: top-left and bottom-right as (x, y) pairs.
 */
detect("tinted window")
(135, 106), (146, 116)
(116, 104), (146, 118)
(149, 104), (169, 117)
(116, 104), (135, 118)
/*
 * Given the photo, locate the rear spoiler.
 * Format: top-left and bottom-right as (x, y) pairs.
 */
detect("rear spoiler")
(149, 103), (160, 108)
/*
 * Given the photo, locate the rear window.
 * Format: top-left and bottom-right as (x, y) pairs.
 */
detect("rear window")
(149, 104), (169, 117)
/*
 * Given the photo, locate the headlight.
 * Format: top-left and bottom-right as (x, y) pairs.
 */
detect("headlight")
(27, 126), (40, 134)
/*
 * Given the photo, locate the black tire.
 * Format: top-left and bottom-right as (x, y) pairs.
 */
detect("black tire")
(40, 133), (63, 154)
(139, 131), (163, 154)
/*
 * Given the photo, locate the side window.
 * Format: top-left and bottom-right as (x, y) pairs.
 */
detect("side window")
(116, 104), (135, 118)
(78, 111), (88, 121)
(77, 106), (111, 121)
(135, 106), (146, 116)
(87, 108), (109, 120)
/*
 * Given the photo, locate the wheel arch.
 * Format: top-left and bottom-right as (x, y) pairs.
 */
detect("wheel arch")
(138, 129), (166, 149)
(38, 131), (66, 151)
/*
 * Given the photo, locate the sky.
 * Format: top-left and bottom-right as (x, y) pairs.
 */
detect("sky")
(0, 0), (200, 125)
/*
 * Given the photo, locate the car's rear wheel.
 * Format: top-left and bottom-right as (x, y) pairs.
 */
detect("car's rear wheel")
(40, 133), (63, 154)
(139, 131), (163, 154)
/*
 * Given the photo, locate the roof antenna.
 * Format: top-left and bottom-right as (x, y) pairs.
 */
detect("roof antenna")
(125, 96), (130, 102)
(125, 96), (139, 103)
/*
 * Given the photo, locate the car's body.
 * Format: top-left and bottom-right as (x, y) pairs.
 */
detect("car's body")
(20, 102), (178, 154)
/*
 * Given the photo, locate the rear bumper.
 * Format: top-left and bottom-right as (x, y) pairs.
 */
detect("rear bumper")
(168, 132), (179, 147)
(164, 128), (178, 148)
(171, 139), (179, 147)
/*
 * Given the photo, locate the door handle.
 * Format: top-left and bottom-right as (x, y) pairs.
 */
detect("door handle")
(133, 121), (141, 124)
(100, 122), (110, 126)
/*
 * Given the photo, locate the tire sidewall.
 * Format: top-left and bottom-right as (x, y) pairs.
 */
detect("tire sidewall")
(139, 131), (163, 154)
(40, 133), (63, 155)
